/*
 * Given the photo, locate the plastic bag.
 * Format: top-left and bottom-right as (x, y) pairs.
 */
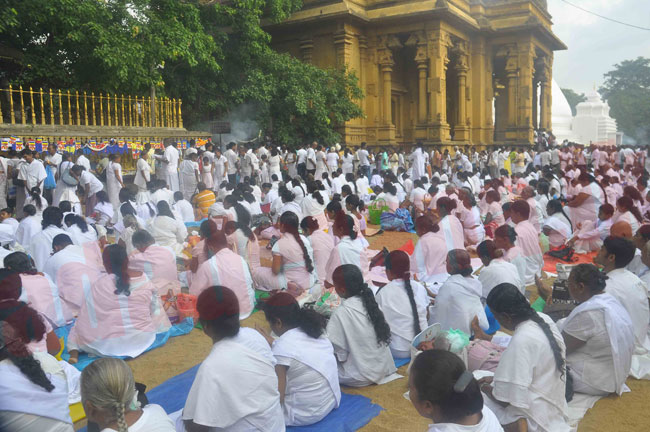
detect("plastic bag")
(44, 165), (56, 190)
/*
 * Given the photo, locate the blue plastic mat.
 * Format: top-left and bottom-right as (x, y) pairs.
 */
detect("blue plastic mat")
(185, 218), (207, 228)
(54, 318), (195, 371)
(146, 362), (384, 431)
(394, 356), (410, 368)
(484, 306), (501, 335)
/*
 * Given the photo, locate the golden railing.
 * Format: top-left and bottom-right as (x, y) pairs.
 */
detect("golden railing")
(0, 86), (183, 128)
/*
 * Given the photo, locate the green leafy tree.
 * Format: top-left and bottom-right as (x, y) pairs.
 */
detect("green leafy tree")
(560, 88), (586, 116)
(0, 0), (364, 144)
(600, 57), (650, 144)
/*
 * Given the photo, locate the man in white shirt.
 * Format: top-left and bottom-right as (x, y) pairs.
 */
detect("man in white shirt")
(155, 142), (180, 192)
(43, 144), (62, 203)
(306, 142), (317, 177)
(539, 149), (551, 167)
(71, 165), (104, 217)
(213, 148), (228, 189)
(356, 142), (371, 180)
(224, 142), (239, 184)
(17, 150), (47, 219)
(296, 145), (307, 178)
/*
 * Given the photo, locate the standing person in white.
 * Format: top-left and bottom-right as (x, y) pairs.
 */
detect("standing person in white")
(156, 142), (180, 192)
(356, 142), (371, 180)
(224, 142), (239, 184)
(212, 147), (228, 189)
(105, 154), (124, 215)
(16, 150), (46, 219)
(134, 151), (151, 204)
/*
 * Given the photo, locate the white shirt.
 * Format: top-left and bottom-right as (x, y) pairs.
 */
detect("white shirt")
(492, 314), (569, 431)
(478, 258), (525, 298)
(357, 149), (370, 166)
(173, 200), (195, 223)
(182, 338), (284, 431)
(605, 268), (650, 352)
(162, 146), (179, 173)
(80, 170), (103, 195)
(426, 406), (503, 431)
(375, 279), (429, 357)
(326, 295), (397, 386)
(431, 274), (488, 334)
(296, 148), (307, 164)
(224, 149), (239, 175)
(101, 404), (174, 432)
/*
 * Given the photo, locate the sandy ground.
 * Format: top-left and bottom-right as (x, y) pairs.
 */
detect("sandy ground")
(97, 230), (650, 431)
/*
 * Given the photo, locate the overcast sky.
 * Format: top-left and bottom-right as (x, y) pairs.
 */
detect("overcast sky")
(548, 0), (650, 94)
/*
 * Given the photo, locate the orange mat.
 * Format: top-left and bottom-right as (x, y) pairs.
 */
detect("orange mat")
(543, 250), (598, 273)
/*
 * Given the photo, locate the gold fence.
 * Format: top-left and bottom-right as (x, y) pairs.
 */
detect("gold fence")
(0, 86), (183, 128)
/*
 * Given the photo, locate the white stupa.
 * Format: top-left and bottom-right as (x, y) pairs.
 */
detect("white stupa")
(551, 79), (578, 142)
(572, 88), (618, 146)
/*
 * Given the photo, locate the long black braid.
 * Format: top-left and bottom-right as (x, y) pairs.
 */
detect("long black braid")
(487, 283), (565, 378)
(279, 211), (314, 273)
(386, 252), (421, 335)
(334, 264), (391, 346)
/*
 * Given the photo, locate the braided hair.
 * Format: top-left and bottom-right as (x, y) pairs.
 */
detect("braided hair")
(102, 244), (131, 296)
(80, 358), (136, 432)
(386, 250), (421, 335)
(280, 211), (314, 273)
(487, 283), (565, 378)
(332, 264), (391, 346)
(307, 181), (325, 205)
(0, 301), (54, 392)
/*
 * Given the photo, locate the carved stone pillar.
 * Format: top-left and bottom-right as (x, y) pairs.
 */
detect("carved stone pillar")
(539, 56), (553, 131)
(334, 29), (354, 68)
(377, 43), (396, 143)
(505, 55), (518, 128)
(454, 48), (470, 141)
(428, 31), (452, 141)
(300, 38), (314, 64)
(415, 44), (428, 124)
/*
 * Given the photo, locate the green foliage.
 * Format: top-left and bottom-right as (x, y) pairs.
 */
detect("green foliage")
(0, 0), (364, 144)
(600, 57), (650, 144)
(560, 88), (586, 116)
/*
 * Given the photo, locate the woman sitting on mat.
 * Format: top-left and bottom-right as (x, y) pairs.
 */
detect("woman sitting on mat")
(476, 239), (524, 300)
(410, 216), (448, 284)
(543, 199), (573, 249)
(258, 292), (340, 426)
(327, 264), (397, 387)
(473, 283), (570, 431)
(67, 245), (170, 363)
(409, 350), (503, 432)
(253, 211), (319, 299)
(189, 220), (255, 320)
(559, 264), (635, 395)
(300, 216), (334, 283)
(375, 250), (428, 359)
(180, 286), (284, 432)
(324, 212), (371, 286)
(0, 300), (74, 432)
(431, 249), (487, 335)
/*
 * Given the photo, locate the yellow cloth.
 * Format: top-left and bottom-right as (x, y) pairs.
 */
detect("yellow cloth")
(194, 190), (216, 217)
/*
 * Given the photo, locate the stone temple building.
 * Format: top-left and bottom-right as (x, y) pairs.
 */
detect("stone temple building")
(267, 0), (566, 147)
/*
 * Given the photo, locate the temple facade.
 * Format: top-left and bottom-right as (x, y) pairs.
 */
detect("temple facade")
(267, 0), (565, 147)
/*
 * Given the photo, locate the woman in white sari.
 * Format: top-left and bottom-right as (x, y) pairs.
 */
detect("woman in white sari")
(148, 201), (187, 256)
(560, 264), (635, 395)
(134, 151), (151, 204)
(543, 199), (573, 249)
(475, 283), (570, 432)
(105, 154), (124, 216)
